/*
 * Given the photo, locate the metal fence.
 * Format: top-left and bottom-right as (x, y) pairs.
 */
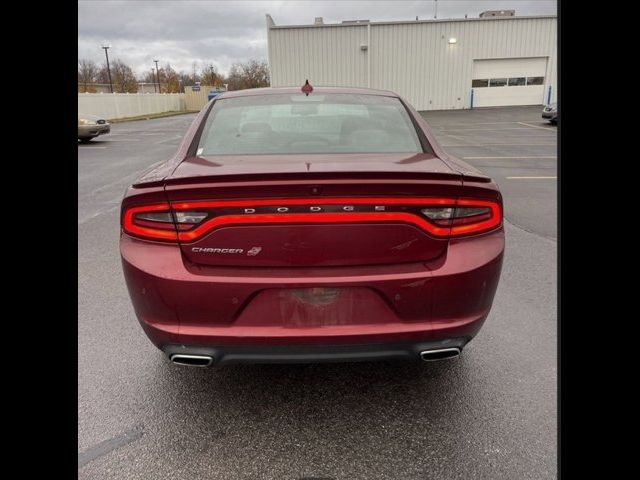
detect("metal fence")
(78, 92), (186, 120)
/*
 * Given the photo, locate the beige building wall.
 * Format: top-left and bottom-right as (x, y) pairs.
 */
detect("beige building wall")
(183, 86), (218, 111)
(268, 15), (557, 110)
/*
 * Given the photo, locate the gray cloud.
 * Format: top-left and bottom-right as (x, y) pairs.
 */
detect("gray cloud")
(78, 0), (556, 77)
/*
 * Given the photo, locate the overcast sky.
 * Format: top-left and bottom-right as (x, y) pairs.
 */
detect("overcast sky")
(78, 0), (557, 78)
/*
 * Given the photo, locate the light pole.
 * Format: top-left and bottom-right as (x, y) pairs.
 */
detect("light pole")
(102, 44), (113, 93)
(154, 59), (161, 93)
(151, 68), (157, 93)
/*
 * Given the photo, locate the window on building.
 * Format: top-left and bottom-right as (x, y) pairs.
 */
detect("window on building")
(508, 77), (526, 86)
(489, 78), (508, 87)
(472, 79), (489, 88)
(526, 76), (544, 85)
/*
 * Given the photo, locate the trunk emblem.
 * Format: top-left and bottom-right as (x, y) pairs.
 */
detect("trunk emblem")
(191, 247), (244, 254)
(247, 247), (263, 256)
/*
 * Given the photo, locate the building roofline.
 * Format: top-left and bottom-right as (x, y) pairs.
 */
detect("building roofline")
(267, 15), (557, 29)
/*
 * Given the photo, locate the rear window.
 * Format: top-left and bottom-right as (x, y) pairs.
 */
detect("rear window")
(196, 93), (423, 155)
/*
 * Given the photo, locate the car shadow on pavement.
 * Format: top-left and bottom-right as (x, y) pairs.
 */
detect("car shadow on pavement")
(78, 141), (108, 146)
(119, 353), (483, 478)
(150, 352), (473, 430)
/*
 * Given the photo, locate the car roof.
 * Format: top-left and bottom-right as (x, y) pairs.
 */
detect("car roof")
(217, 86), (399, 99)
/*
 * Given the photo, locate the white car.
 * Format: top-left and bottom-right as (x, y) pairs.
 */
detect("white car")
(542, 103), (557, 124)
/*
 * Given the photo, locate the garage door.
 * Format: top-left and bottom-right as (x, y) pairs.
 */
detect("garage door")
(472, 57), (548, 107)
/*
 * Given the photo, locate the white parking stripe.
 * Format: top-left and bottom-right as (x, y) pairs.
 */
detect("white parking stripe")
(430, 120), (539, 126)
(517, 122), (556, 132)
(463, 156), (556, 159)
(441, 143), (556, 147)
(506, 176), (557, 179)
(436, 126), (553, 132)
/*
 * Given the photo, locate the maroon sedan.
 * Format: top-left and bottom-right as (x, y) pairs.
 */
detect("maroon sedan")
(120, 86), (504, 367)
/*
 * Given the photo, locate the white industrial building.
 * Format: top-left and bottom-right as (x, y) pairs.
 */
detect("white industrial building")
(266, 13), (557, 111)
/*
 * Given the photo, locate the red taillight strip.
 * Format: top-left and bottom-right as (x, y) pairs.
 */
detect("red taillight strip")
(177, 212), (452, 242)
(122, 203), (178, 241)
(122, 197), (502, 242)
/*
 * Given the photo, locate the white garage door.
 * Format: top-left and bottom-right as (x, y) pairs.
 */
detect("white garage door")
(472, 57), (548, 107)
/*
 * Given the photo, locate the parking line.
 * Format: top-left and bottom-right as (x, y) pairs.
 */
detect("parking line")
(517, 122), (556, 132)
(78, 426), (144, 468)
(506, 176), (557, 179)
(463, 156), (557, 159)
(441, 143), (556, 147)
(436, 126), (549, 132)
(429, 120), (538, 126)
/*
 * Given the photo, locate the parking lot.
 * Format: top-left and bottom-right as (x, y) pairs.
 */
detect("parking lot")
(78, 106), (557, 479)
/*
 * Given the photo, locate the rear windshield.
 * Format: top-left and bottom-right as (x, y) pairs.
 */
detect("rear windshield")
(196, 93), (423, 155)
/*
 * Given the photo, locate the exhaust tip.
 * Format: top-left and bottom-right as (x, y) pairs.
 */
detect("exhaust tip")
(170, 354), (214, 367)
(419, 348), (461, 362)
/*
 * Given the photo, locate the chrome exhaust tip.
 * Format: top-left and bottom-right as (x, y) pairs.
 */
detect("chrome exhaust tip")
(419, 347), (461, 362)
(170, 354), (214, 367)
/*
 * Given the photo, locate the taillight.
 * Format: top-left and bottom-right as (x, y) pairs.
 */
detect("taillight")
(122, 203), (177, 241)
(122, 197), (501, 242)
(449, 198), (502, 236)
(122, 204), (211, 241)
(421, 198), (501, 236)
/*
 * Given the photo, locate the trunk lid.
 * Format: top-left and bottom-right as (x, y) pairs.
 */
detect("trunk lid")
(164, 153), (462, 268)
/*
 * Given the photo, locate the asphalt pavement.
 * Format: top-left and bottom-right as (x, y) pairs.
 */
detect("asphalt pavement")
(78, 106), (557, 479)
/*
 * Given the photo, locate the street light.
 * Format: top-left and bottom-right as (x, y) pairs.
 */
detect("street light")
(154, 59), (161, 93)
(101, 44), (113, 93)
(151, 68), (157, 93)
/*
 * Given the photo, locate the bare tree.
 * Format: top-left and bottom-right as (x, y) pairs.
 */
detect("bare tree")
(178, 70), (195, 87)
(159, 63), (181, 93)
(226, 59), (269, 90)
(141, 70), (157, 84)
(78, 59), (98, 92)
(97, 59), (138, 93)
(201, 63), (223, 87)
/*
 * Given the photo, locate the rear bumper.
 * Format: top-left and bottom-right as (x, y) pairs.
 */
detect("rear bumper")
(121, 228), (504, 351)
(163, 338), (467, 365)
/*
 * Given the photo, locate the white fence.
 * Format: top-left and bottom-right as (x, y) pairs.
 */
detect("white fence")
(78, 93), (187, 120)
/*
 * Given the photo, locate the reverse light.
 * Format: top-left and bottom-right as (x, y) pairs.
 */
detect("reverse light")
(420, 207), (454, 220)
(174, 211), (208, 223)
